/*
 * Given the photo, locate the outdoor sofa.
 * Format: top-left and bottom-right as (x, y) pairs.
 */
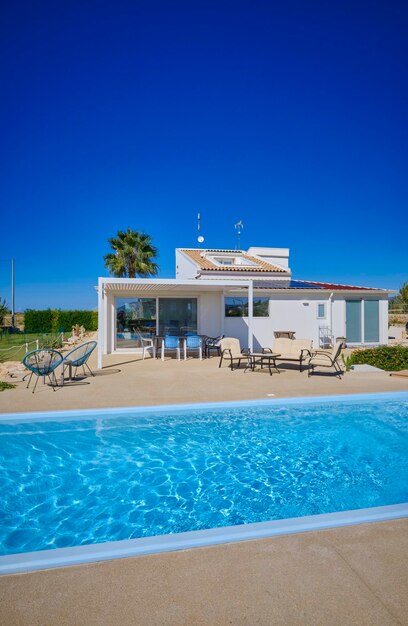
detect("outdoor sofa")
(263, 338), (313, 372)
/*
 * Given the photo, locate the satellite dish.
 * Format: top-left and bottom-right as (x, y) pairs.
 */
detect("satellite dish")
(197, 235), (204, 243)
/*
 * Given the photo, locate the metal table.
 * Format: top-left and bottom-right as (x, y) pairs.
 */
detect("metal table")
(245, 352), (281, 375)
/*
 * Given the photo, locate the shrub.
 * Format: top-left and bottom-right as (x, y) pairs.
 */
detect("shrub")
(348, 346), (408, 371)
(24, 309), (54, 333)
(0, 381), (16, 392)
(24, 310), (98, 333)
(39, 334), (63, 349)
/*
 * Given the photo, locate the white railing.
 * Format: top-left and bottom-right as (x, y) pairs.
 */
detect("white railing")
(0, 332), (64, 359)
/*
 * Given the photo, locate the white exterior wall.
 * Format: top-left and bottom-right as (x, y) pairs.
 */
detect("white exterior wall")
(247, 247), (290, 269)
(175, 250), (198, 278)
(379, 298), (388, 345)
(224, 293), (389, 350)
(198, 292), (223, 337)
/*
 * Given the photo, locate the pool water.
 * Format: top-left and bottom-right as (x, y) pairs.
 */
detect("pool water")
(0, 393), (407, 556)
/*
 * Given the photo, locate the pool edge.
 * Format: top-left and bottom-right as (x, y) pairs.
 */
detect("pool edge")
(1, 390), (408, 422)
(1, 503), (407, 575)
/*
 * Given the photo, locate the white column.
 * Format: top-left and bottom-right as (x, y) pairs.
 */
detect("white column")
(97, 278), (104, 369)
(247, 282), (253, 352)
(103, 285), (109, 355)
(220, 290), (225, 336)
(110, 296), (116, 353)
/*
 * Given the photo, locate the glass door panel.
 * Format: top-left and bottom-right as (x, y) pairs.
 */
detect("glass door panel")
(158, 298), (197, 336)
(346, 300), (361, 343)
(116, 298), (157, 349)
(364, 300), (379, 342)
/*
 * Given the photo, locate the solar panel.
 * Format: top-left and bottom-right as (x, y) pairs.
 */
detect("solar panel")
(253, 280), (324, 290)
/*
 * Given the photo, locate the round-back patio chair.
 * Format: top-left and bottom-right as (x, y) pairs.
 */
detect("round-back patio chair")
(62, 341), (97, 382)
(22, 349), (64, 393)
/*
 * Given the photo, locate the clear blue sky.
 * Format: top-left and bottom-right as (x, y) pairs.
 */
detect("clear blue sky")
(0, 1), (406, 310)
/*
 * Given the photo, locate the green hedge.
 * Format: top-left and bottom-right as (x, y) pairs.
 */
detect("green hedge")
(349, 346), (408, 371)
(24, 309), (98, 333)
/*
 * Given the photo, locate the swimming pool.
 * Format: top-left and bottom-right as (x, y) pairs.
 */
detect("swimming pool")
(0, 392), (407, 573)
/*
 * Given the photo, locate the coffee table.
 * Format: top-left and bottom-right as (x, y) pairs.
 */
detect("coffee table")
(245, 352), (281, 375)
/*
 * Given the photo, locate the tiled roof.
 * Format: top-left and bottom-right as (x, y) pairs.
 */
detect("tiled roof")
(180, 249), (287, 273)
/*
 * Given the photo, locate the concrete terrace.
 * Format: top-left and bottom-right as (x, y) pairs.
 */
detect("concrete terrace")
(0, 352), (407, 625)
(1, 349), (408, 413)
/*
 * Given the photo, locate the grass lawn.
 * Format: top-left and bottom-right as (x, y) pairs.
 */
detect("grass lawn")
(0, 332), (63, 362)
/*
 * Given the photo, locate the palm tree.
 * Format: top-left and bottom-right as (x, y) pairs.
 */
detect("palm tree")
(104, 229), (159, 278)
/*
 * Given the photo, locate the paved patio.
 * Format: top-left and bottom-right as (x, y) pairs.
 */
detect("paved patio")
(1, 520), (407, 626)
(0, 352), (407, 625)
(1, 349), (407, 413)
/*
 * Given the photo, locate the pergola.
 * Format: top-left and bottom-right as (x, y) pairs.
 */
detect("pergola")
(97, 277), (255, 369)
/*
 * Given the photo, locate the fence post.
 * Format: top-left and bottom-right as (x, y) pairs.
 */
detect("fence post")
(36, 339), (39, 350)
(25, 343), (28, 353)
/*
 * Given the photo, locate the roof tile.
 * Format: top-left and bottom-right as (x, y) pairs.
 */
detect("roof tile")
(180, 249), (287, 273)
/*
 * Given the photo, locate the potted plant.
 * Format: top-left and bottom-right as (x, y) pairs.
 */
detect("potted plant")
(336, 336), (347, 349)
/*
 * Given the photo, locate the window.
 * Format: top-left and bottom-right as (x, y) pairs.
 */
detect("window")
(253, 297), (269, 317)
(317, 303), (326, 319)
(224, 297), (270, 317)
(225, 297), (247, 317)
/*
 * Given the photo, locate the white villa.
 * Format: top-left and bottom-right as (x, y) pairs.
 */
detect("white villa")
(97, 246), (391, 368)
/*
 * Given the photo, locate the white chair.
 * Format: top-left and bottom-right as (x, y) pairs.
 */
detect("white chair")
(140, 336), (156, 360)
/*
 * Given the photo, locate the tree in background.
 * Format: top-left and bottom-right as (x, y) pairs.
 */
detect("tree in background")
(0, 298), (9, 325)
(397, 281), (408, 307)
(104, 229), (159, 278)
(389, 280), (408, 313)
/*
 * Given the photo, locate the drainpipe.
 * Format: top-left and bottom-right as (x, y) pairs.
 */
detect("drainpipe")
(329, 292), (334, 344)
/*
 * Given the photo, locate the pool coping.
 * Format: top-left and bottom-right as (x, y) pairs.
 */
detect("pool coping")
(1, 390), (408, 422)
(1, 504), (407, 575)
(1, 391), (407, 574)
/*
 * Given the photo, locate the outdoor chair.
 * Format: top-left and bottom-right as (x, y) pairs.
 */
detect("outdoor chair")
(204, 334), (224, 358)
(219, 337), (249, 371)
(139, 335), (156, 360)
(308, 341), (344, 378)
(184, 335), (203, 360)
(22, 349), (64, 393)
(161, 335), (181, 361)
(61, 341), (97, 382)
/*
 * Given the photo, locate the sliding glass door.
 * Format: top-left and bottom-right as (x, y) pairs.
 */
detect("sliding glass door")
(116, 298), (157, 349)
(364, 300), (379, 342)
(346, 300), (361, 343)
(346, 299), (380, 343)
(158, 298), (197, 336)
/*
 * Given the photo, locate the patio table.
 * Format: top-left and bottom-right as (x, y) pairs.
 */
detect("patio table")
(274, 331), (296, 339)
(245, 352), (281, 376)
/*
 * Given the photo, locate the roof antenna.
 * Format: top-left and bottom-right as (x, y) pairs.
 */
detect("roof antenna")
(197, 212), (204, 247)
(234, 220), (244, 250)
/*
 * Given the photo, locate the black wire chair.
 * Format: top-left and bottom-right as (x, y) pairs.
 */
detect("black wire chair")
(204, 334), (224, 358)
(22, 349), (64, 393)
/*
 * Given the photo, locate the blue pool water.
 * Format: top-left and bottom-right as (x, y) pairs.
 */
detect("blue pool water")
(0, 393), (407, 556)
